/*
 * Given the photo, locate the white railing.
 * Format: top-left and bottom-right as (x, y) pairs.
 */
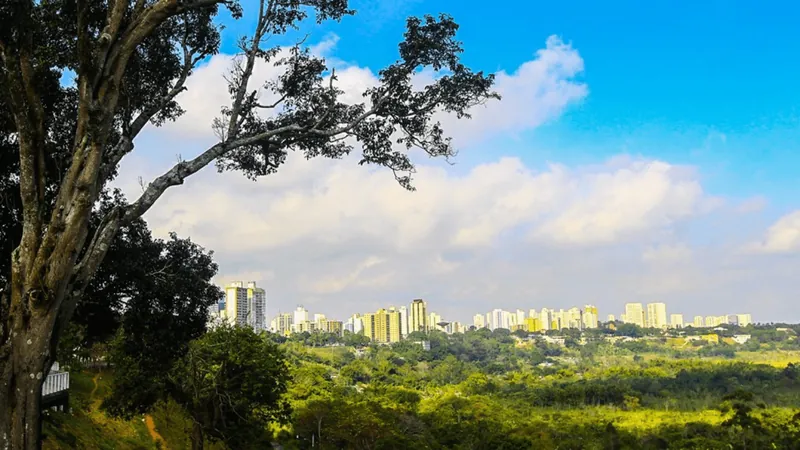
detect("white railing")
(42, 371), (69, 397)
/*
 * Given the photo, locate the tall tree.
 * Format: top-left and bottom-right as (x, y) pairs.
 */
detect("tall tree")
(170, 324), (291, 450)
(0, 1), (498, 447)
(102, 233), (222, 418)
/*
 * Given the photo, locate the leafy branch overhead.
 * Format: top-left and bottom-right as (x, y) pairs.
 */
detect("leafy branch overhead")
(215, 12), (500, 190)
(1, 2), (497, 445)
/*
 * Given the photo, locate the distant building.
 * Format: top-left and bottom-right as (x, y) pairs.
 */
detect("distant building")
(692, 316), (704, 327)
(539, 309), (552, 331)
(736, 314), (753, 327)
(399, 306), (409, 337)
(670, 314), (684, 329)
(525, 317), (543, 332)
(473, 313), (485, 329)
(624, 303), (645, 328)
(515, 309), (526, 326)
(224, 281), (267, 332)
(429, 312), (443, 331)
(270, 313), (293, 336)
(646, 302), (668, 329)
(363, 308), (402, 343)
(583, 305), (599, 329)
(490, 309), (510, 330)
(607, 314), (616, 322)
(409, 299), (428, 333)
(293, 306), (309, 332)
(344, 314), (363, 335)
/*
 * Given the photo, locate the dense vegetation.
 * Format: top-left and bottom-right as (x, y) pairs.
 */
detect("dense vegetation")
(272, 328), (800, 450)
(43, 324), (800, 449)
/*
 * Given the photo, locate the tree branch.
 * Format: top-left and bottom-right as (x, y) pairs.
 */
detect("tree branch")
(100, 34), (204, 185)
(225, 0), (273, 141)
(2, 1), (47, 280)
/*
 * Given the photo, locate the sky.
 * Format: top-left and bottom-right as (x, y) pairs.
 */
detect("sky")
(116, 0), (800, 324)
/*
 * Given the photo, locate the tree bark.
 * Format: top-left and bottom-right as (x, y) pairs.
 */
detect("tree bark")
(191, 421), (204, 450)
(0, 289), (55, 450)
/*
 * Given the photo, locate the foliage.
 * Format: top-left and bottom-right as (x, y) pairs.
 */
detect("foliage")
(170, 325), (291, 449)
(102, 233), (222, 418)
(1, 1), (497, 444)
(272, 328), (800, 449)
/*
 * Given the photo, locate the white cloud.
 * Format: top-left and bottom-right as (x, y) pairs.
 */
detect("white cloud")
(113, 35), (800, 324)
(115, 150), (736, 320)
(150, 34), (586, 150)
(532, 160), (704, 245)
(747, 210), (800, 254)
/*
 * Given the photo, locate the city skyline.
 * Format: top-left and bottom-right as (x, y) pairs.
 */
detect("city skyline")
(238, 287), (759, 329)
(250, 296), (755, 336)
(117, 0), (800, 324)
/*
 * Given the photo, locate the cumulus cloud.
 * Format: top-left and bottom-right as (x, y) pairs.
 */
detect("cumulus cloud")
(747, 210), (800, 254)
(532, 160), (704, 245)
(113, 35), (800, 324)
(116, 149), (741, 320)
(148, 34), (586, 149)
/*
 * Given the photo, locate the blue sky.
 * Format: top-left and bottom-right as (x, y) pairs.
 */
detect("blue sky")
(214, 0), (800, 208)
(122, 0), (800, 323)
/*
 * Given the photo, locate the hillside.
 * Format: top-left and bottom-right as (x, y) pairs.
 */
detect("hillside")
(42, 371), (161, 450)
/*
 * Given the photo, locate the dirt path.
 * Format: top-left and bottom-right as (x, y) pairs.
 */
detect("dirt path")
(89, 372), (102, 409)
(145, 415), (168, 449)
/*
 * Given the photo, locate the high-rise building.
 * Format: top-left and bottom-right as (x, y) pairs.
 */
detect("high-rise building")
(324, 320), (343, 335)
(692, 316), (704, 327)
(344, 314), (363, 334)
(429, 312), (443, 331)
(473, 314), (485, 329)
(270, 313), (293, 336)
(565, 307), (582, 329)
(736, 314), (753, 327)
(409, 299), (428, 333)
(705, 316), (718, 327)
(539, 309), (552, 331)
(583, 305), (599, 329)
(224, 281), (267, 331)
(525, 317), (542, 332)
(646, 303), (668, 329)
(670, 314), (684, 329)
(387, 307), (402, 342)
(515, 309), (526, 325)
(490, 309), (510, 330)
(292, 306), (309, 332)
(624, 303), (645, 328)
(607, 314), (616, 322)
(399, 306), (409, 337)
(363, 308), (402, 343)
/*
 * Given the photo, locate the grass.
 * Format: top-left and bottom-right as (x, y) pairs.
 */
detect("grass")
(42, 371), (156, 450)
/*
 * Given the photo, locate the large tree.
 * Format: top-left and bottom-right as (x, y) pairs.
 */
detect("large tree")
(102, 232), (222, 418)
(170, 324), (291, 450)
(0, 1), (498, 447)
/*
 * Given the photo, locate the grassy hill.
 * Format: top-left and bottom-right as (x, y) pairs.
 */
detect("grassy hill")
(42, 371), (160, 450)
(42, 370), (227, 450)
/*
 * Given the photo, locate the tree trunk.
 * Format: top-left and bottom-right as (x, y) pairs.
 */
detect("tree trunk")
(0, 310), (54, 450)
(191, 421), (204, 450)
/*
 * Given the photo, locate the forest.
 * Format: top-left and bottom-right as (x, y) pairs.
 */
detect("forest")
(43, 322), (800, 450)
